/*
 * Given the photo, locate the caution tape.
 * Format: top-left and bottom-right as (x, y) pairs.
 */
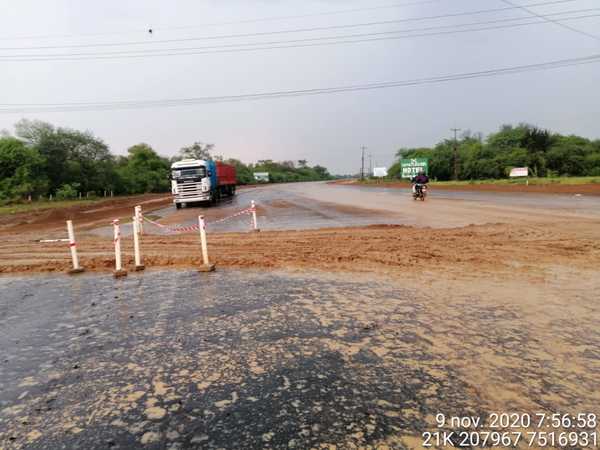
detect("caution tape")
(207, 207), (255, 226)
(141, 206), (256, 234)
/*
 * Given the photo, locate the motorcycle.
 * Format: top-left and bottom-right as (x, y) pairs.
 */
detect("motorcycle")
(412, 183), (427, 201)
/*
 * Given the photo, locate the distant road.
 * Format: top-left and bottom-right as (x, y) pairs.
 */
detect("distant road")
(268, 181), (600, 228)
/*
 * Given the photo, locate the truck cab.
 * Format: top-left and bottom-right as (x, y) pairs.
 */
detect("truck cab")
(170, 159), (236, 208)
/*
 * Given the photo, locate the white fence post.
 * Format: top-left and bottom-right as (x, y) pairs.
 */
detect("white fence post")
(112, 219), (127, 277)
(66, 220), (84, 274)
(132, 213), (145, 271)
(198, 215), (215, 272)
(135, 205), (144, 235)
(251, 200), (259, 232)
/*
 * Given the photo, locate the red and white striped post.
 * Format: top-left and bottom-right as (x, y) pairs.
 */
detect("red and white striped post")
(250, 200), (260, 232)
(197, 215), (215, 272)
(66, 220), (84, 274)
(132, 212), (145, 271)
(135, 205), (144, 235)
(112, 219), (127, 278)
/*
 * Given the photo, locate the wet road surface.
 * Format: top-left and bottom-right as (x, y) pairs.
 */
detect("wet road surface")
(2, 268), (599, 449)
(91, 182), (600, 237)
(0, 269), (459, 449)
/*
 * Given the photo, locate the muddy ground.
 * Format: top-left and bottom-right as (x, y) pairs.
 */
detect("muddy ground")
(1, 182), (600, 449)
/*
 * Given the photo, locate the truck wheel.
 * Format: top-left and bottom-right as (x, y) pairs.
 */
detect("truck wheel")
(176, 203), (181, 209)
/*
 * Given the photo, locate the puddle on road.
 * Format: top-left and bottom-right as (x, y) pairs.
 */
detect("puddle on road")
(0, 270), (476, 449)
(89, 187), (405, 238)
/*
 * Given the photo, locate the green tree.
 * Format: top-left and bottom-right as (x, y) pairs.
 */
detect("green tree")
(179, 142), (214, 160)
(117, 143), (170, 194)
(0, 137), (47, 199)
(15, 119), (116, 194)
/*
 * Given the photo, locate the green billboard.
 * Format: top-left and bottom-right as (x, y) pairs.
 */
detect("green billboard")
(400, 158), (429, 178)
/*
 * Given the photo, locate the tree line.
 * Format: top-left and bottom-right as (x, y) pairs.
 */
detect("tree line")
(0, 119), (331, 202)
(388, 124), (600, 180)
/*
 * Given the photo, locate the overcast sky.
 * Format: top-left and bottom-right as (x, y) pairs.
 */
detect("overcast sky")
(1, 0), (599, 174)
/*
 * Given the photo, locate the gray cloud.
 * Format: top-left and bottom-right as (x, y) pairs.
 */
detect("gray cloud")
(1, 0), (599, 173)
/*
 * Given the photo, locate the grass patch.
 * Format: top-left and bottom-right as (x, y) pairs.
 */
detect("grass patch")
(0, 199), (100, 216)
(431, 177), (600, 186)
(357, 176), (600, 186)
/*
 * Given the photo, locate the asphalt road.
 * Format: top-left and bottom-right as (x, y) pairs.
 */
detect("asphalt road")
(0, 270), (472, 449)
(127, 182), (600, 235)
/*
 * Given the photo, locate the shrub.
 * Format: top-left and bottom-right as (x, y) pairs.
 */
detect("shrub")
(55, 183), (79, 200)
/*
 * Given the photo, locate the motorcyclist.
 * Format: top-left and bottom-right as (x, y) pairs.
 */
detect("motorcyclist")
(411, 170), (429, 195)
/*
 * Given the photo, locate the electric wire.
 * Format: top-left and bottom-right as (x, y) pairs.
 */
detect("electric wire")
(1, 11), (598, 61)
(0, 0), (581, 51)
(1, 53), (598, 113)
(0, 0), (444, 41)
(501, 0), (600, 41)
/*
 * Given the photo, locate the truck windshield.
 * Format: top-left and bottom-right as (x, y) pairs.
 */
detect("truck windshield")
(172, 166), (206, 179)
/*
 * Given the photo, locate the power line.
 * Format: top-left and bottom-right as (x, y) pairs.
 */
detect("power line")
(1, 53), (599, 113)
(3, 8), (598, 58)
(0, 0), (580, 51)
(500, 0), (600, 42)
(0, 0), (444, 42)
(3, 12), (599, 62)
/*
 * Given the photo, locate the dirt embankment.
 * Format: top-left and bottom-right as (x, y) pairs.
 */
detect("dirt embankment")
(1, 220), (599, 278)
(0, 194), (172, 234)
(332, 179), (600, 195)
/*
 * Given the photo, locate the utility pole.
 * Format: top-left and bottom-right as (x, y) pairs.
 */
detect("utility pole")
(451, 128), (461, 180)
(368, 153), (373, 177)
(360, 146), (367, 180)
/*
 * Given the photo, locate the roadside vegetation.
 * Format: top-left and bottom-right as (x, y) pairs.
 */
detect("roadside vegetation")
(0, 198), (100, 216)
(387, 123), (600, 181)
(0, 119), (332, 205)
(358, 176), (600, 187)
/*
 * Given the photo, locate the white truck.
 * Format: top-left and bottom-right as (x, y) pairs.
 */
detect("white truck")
(170, 159), (236, 208)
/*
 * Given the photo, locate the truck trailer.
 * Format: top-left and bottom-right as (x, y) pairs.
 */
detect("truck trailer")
(170, 159), (236, 208)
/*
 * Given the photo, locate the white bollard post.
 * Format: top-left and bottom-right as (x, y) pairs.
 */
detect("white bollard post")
(250, 200), (260, 232)
(132, 214), (145, 271)
(112, 219), (127, 278)
(66, 220), (84, 274)
(135, 205), (144, 235)
(197, 215), (215, 272)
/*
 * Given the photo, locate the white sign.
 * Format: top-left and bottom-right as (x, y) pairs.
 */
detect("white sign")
(373, 167), (388, 178)
(509, 167), (529, 177)
(253, 172), (269, 182)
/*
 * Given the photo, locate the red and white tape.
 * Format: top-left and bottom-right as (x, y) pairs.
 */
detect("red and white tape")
(141, 206), (255, 234)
